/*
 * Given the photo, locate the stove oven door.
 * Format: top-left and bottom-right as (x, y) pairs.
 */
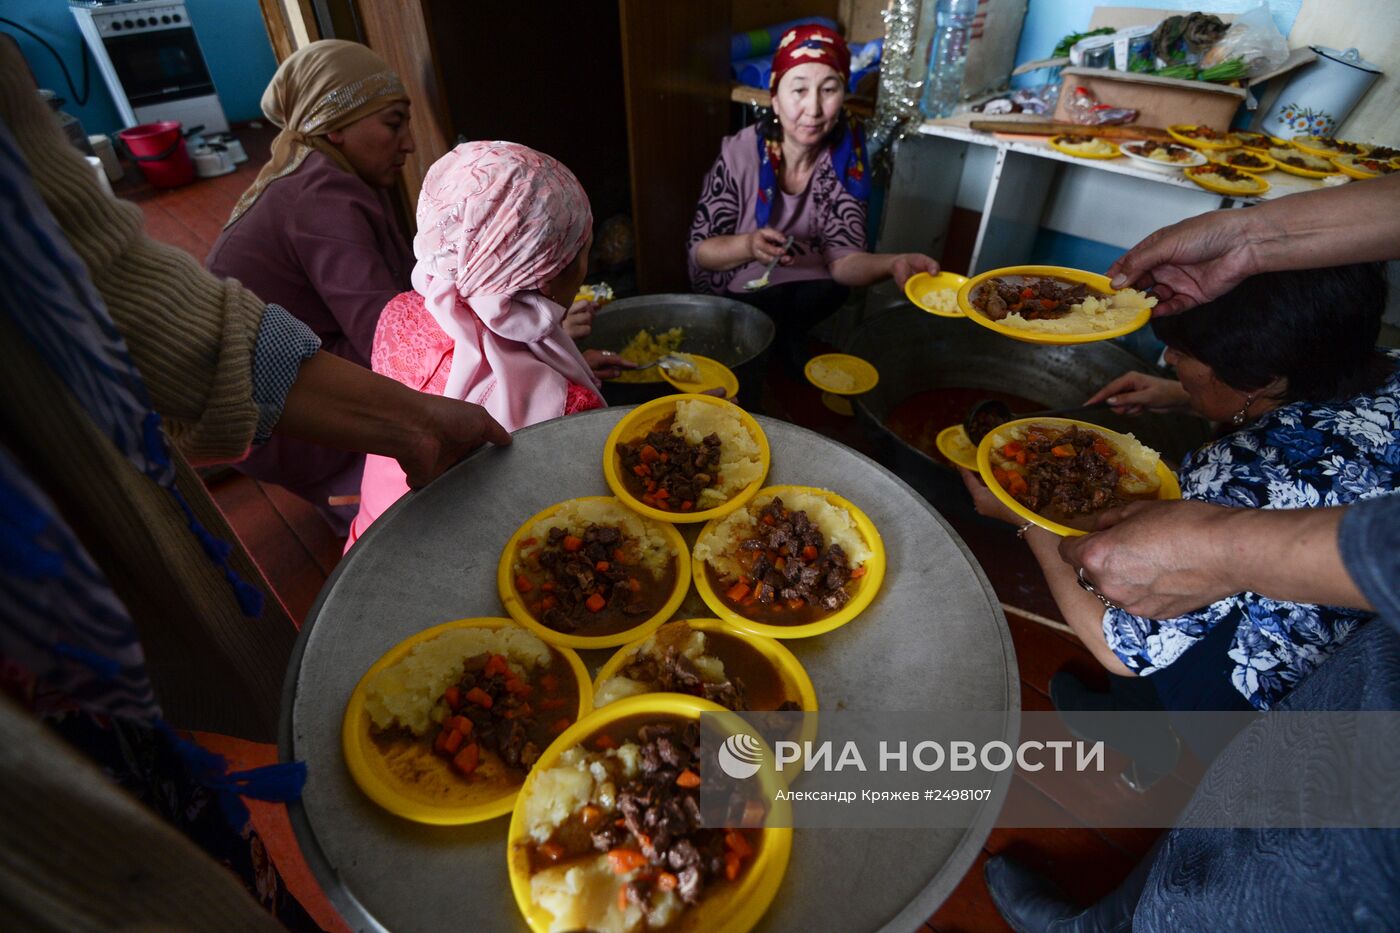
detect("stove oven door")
(103, 27), (215, 106)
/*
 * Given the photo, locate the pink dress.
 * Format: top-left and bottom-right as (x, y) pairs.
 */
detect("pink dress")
(347, 291), (603, 547)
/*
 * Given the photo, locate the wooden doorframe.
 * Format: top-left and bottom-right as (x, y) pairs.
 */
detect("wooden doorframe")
(257, 0), (321, 62)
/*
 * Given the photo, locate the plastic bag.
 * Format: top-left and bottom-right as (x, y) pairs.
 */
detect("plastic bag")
(1066, 86), (1138, 126)
(1201, 3), (1289, 76)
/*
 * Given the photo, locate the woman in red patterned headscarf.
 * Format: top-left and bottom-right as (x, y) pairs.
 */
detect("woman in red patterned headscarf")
(688, 23), (938, 370)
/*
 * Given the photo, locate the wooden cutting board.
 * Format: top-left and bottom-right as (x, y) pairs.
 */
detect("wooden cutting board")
(969, 120), (1174, 142)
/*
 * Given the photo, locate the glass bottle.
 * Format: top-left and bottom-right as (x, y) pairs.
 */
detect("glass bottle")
(920, 0), (979, 119)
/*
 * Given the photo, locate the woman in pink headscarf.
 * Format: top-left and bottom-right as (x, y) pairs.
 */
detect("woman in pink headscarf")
(348, 141), (617, 545)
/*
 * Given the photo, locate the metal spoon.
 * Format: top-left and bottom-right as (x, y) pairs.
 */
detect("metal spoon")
(630, 353), (693, 373)
(743, 235), (795, 292)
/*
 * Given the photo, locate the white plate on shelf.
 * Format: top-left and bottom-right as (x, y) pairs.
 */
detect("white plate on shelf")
(1120, 142), (1206, 174)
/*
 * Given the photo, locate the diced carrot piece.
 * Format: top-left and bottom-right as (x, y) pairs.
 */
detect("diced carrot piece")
(551, 717), (572, 734)
(440, 727), (464, 755)
(528, 601), (542, 614)
(1092, 438), (1113, 458)
(444, 715), (473, 735)
(627, 578), (641, 593)
(801, 545), (819, 562)
(850, 566), (867, 579)
(676, 769), (701, 788)
(726, 581), (751, 602)
(465, 687), (493, 708)
(540, 595), (557, 612)
(632, 463), (651, 477)
(786, 598), (805, 610)
(444, 685), (462, 710)
(519, 537), (537, 547)
(541, 673), (560, 693)
(505, 677), (533, 697)
(433, 729), (449, 755)
(724, 850), (741, 881)
(761, 513), (776, 526)
(452, 743), (479, 775)
(613, 548), (626, 562)
(515, 573), (533, 593)
(541, 581), (556, 592)
(617, 886), (630, 911)
(608, 848), (648, 875)
(1020, 287), (1034, 300)
(1040, 298), (1059, 310)
(586, 592), (607, 613)
(595, 560), (610, 572)
(653, 487), (670, 500)
(1001, 442), (1023, 456)
(538, 841), (565, 862)
(680, 501), (693, 511)
(595, 733), (618, 750)
(1051, 444), (1076, 458)
(639, 444), (660, 464)
(660, 452), (670, 463)
(1015, 450), (1028, 465)
(657, 871), (679, 891)
(539, 696), (570, 711)
(562, 535), (583, 552)
(725, 830), (752, 858)
(484, 654), (509, 678)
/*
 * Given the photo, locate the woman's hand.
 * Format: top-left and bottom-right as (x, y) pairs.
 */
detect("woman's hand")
(889, 253), (939, 289)
(582, 348), (636, 381)
(960, 468), (1022, 526)
(1107, 210), (1259, 316)
(1085, 372), (1192, 416)
(398, 392), (512, 489)
(748, 227), (793, 265)
(563, 299), (597, 340)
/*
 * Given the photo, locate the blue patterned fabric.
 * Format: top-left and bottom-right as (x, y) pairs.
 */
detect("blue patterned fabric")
(755, 114), (870, 228)
(252, 303), (321, 443)
(1105, 350), (1400, 710)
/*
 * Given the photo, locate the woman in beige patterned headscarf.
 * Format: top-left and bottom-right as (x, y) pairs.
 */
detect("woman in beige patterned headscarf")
(207, 39), (417, 534)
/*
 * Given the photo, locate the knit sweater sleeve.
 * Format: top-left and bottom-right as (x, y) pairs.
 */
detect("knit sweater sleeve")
(0, 40), (263, 463)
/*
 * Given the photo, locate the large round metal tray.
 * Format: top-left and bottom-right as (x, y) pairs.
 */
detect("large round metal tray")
(279, 407), (1017, 933)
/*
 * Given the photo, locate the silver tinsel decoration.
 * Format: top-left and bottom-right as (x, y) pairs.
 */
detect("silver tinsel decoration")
(867, 0), (924, 169)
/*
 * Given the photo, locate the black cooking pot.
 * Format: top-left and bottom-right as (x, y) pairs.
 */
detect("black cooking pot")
(578, 294), (775, 407)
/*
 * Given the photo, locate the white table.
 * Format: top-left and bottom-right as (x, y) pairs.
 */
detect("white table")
(877, 121), (1330, 275)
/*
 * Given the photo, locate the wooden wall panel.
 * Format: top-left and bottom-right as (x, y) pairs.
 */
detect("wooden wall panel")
(353, 0), (453, 210)
(621, 0), (733, 292)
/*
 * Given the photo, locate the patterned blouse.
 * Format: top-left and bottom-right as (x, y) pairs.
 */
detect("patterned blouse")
(687, 125), (866, 294)
(1104, 350), (1400, 710)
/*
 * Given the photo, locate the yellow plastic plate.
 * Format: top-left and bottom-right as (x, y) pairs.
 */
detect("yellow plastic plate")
(341, 617), (592, 825)
(507, 694), (792, 933)
(592, 618), (818, 713)
(1236, 131), (1284, 153)
(1119, 142), (1205, 173)
(1291, 135), (1369, 158)
(1332, 154), (1398, 180)
(804, 353), (879, 395)
(1166, 124), (1241, 150)
(975, 417), (1182, 537)
(1268, 147), (1338, 178)
(1184, 164), (1271, 196)
(904, 270), (970, 317)
(692, 485), (885, 640)
(1208, 150), (1277, 174)
(936, 424), (979, 471)
(497, 497), (690, 650)
(956, 265), (1152, 346)
(1046, 136), (1121, 159)
(603, 394), (770, 524)
(660, 353), (740, 399)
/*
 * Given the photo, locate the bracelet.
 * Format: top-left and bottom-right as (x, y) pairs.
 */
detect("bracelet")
(1016, 521), (1035, 539)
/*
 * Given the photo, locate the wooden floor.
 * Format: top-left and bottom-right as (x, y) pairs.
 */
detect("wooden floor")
(126, 126), (1167, 931)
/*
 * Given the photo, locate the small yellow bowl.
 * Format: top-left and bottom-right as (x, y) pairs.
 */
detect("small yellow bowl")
(1047, 136), (1121, 159)
(591, 618), (818, 713)
(660, 353), (740, 399)
(507, 693), (793, 933)
(1209, 150), (1276, 174)
(804, 353), (879, 395)
(1269, 147), (1338, 178)
(341, 617), (592, 825)
(956, 265), (1152, 346)
(1167, 124), (1241, 150)
(1331, 154), (1398, 180)
(497, 497), (690, 650)
(936, 424), (979, 471)
(1291, 135), (1369, 158)
(692, 485), (885, 640)
(604, 394), (770, 525)
(1184, 164), (1271, 196)
(904, 270), (970, 317)
(975, 418), (1182, 537)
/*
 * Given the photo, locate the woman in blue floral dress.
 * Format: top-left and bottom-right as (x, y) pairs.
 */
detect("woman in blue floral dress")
(965, 262), (1398, 713)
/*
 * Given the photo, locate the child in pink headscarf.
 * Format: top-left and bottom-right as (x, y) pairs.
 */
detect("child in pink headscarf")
(348, 141), (608, 545)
